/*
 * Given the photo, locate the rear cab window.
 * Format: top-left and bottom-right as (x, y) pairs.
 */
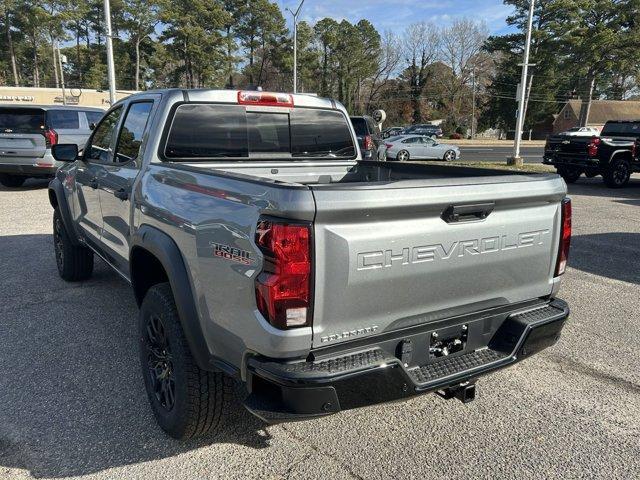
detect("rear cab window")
(0, 108), (45, 133)
(164, 104), (356, 161)
(46, 110), (80, 129)
(601, 122), (640, 137)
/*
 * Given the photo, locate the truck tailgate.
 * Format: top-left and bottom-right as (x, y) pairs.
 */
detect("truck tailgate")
(310, 175), (566, 348)
(546, 135), (591, 154)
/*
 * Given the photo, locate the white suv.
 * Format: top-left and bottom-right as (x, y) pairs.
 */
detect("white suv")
(0, 105), (104, 187)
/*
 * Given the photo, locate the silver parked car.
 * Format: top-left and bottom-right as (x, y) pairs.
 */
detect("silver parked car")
(0, 105), (104, 187)
(385, 135), (460, 161)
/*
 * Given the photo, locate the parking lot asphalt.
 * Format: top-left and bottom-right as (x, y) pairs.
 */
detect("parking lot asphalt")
(1, 175), (639, 480)
(458, 146), (544, 163)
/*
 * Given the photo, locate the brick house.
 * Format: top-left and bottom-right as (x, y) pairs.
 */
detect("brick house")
(552, 99), (640, 134)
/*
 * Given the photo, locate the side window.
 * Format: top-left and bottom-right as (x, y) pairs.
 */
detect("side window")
(47, 110), (79, 129)
(114, 102), (153, 163)
(86, 107), (123, 162)
(402, 137), (419, 144)
(85, 111), (104, 127)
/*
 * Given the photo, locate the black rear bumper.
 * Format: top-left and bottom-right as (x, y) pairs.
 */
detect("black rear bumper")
(543, 154), (601, 170)
(244, 299), (569, 423)
(0, 163), (57, 177)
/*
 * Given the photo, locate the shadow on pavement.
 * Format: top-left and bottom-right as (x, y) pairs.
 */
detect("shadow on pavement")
(567, 176), (640, 199)
(0, 234), (270, 479)
(570, 232), (640, 285)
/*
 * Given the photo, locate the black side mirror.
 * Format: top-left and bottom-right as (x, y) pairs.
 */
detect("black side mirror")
(89, 122), (97, 131)
(52, 144), (79, 162)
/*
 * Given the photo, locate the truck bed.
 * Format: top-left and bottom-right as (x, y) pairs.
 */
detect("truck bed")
(176, 159), (557, 188)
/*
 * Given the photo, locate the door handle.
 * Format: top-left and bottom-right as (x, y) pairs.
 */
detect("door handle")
(89, 178), (99, 189)
(113, 188), (129, 201)
(441, 202), (495, 223)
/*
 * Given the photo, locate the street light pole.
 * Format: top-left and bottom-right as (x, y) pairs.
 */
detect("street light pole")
(509, 0), (535, 166)
(56, 44), (67, 106)
(286, 0), (305, 94)
(103, 0), (117, 105)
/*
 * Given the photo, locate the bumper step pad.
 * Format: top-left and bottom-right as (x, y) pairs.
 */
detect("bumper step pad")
(409, 348), (507, 384)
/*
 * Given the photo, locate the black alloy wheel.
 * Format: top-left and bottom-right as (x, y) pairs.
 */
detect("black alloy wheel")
(145, 314), (176, 412)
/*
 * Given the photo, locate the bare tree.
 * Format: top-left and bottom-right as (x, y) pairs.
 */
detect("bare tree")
(364, 30), (402, 112)
(438, 19), (489, 130)
(402, 21), (440, 122)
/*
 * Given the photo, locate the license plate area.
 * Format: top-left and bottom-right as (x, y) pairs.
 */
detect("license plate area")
(429, 324), (468, 359)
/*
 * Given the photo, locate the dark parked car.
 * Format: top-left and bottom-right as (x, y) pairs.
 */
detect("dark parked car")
(351, 115), (385, 160)
(404, 124), (443, 138)
(381, 126), (404, 139)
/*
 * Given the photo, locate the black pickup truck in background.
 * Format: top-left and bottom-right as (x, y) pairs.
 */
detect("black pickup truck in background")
(544, 120), (640, 188)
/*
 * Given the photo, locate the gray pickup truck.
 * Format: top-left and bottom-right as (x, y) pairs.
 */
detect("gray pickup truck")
(48, 89), (571, 439)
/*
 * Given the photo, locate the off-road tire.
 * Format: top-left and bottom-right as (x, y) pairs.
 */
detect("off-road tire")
(556, 167), (582, 184)
(53, 209), (94, 281)
(603, 158), (631, 188)
(138, 283), (234, 439)
(0, 174), (26, 188)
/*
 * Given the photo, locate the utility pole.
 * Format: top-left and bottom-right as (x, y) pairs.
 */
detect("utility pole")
(509, 0), (535, 166)
(471, 68), (476, 139)
(56, 44), (67, 106)
(286, 0), (305, 93)
(103, 0), (117, 105)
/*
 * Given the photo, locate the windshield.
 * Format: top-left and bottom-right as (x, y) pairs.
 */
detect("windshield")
(0, 108), (45, 133)
(165, 104), (356, 160)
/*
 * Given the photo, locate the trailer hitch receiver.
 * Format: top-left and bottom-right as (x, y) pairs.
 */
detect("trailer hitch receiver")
(436, 382), (476, 404)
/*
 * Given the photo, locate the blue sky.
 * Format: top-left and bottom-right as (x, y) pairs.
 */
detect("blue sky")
(279, 0), (515, 35)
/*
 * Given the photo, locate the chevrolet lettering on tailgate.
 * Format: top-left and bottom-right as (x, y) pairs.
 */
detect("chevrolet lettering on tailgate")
(357, 230), (550, 271)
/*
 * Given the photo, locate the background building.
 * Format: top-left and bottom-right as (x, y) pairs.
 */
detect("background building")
(552, 100), (640, 134)
(0, 87), (135, 108)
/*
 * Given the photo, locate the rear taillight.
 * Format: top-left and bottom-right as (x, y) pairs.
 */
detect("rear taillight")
(385, 143), (393, 149)
(587, 137), (600, 157)
(44, 128), (58, 148)
(364, 135), (373, 151)
(255, 219), (312, 329)
(555, 198), (572, 276)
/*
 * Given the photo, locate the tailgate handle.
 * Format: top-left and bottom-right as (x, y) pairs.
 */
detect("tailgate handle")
(442, 202), (494, 223)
